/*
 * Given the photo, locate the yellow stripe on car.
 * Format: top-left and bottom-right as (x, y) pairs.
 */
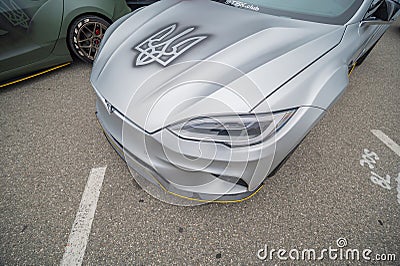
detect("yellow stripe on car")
(103, 128), (264, 204)
(0, 62), (71, 88)
(348, 63), (356, 76)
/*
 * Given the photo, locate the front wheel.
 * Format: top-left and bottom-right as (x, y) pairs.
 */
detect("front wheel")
(68, 15), (110, 63)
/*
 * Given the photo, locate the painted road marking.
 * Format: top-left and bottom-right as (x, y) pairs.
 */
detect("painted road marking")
(371, 130), (400, 157)
(359, 149), (379, 169)
(60, 167), (107, 266)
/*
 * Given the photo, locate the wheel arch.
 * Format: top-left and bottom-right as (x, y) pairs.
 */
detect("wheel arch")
(51, 7), (114, 58)
(63, 9), (113, 41)
(65, 11), (112, 50)
(66, 12), (113, 36)
(51, 0), (130, 58)
(66, 12), (112, 63)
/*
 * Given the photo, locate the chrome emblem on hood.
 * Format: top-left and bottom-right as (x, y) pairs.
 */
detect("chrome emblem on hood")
(105, 100), (114, 114)
(134, 24), (208, 67)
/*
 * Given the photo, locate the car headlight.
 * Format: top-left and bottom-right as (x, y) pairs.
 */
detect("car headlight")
(168, 110), (296, 147)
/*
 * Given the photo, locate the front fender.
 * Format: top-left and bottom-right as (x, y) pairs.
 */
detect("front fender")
(252, 49), (350, 113)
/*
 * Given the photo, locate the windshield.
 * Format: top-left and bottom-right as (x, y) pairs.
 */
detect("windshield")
(212, 0), (364, 24)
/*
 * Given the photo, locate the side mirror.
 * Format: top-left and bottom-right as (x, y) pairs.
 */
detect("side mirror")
(361, 0), (400, 26)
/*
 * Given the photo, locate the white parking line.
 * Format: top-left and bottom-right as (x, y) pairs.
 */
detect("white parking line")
(60, 167), (107, 266)
(371, 130), (400, 157)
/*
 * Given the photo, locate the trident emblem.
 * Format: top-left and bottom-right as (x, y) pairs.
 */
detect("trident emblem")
(0, 0), (30, 29)
(134, 24), (208, 67)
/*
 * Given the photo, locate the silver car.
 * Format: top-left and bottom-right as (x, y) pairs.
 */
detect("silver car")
(90, 0), (400, 204)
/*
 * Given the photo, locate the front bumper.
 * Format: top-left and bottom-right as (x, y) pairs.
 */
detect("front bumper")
(95, 93), (325, 203)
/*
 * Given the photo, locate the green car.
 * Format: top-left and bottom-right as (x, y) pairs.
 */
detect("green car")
(0, 0), (131, 85)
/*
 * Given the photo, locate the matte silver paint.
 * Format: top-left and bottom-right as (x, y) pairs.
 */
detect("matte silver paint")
(91, 0), (399, 202)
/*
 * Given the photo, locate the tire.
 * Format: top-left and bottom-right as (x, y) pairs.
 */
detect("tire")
(67, 15), (110, 63)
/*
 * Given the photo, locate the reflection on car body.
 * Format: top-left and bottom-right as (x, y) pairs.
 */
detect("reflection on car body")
(91, 0), (400, 204)
(0, 0), (131, 85)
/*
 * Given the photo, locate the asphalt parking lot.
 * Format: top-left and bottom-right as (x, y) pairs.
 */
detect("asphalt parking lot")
(1, 21), (399, 265)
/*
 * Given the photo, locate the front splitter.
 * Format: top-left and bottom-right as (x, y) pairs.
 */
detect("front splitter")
(100, 123), (264, 204)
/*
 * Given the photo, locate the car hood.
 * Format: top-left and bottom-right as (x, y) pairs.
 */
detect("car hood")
(91, 0), (344, 133)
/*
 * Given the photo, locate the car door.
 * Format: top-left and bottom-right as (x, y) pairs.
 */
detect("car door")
(0, 0), (63, 75)
(351, 0), (390, 64)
